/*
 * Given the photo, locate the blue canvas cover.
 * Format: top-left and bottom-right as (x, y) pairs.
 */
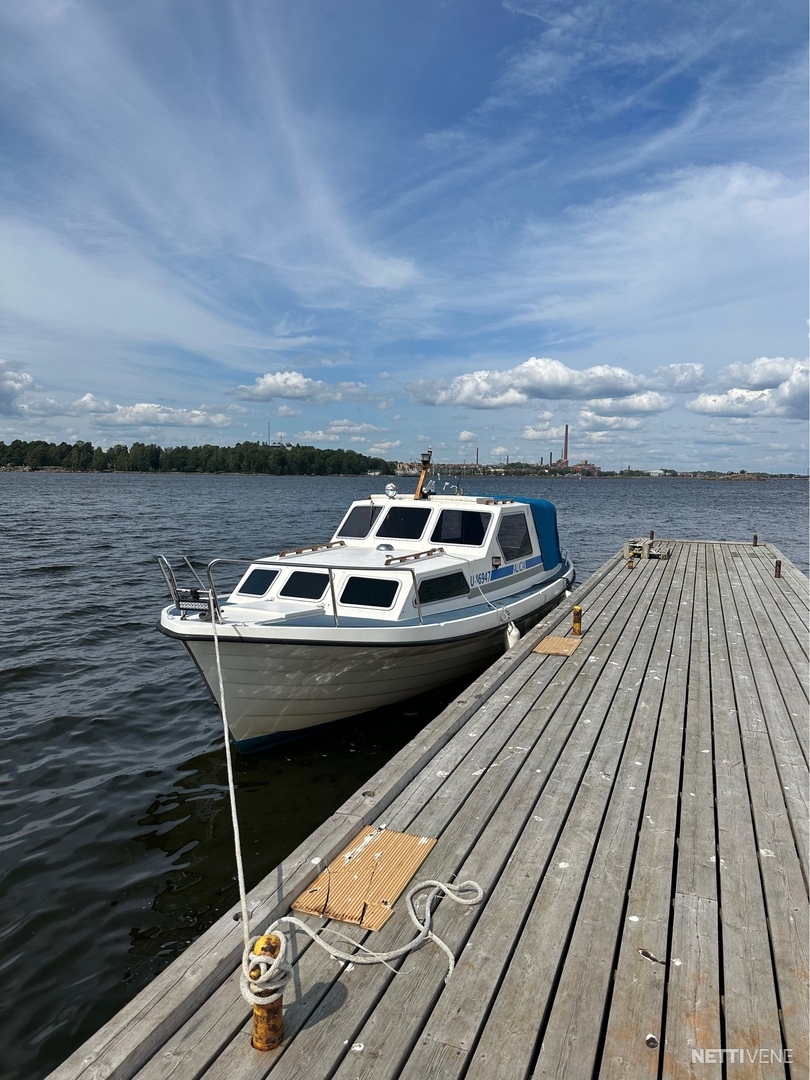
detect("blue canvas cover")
(510, 497), (563, 570)
(476, 494), (563, 569)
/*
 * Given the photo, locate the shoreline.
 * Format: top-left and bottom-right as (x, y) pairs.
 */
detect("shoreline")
(2, 466), (807, 480)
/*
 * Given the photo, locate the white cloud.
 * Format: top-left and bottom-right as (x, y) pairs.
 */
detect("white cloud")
(647, 364), (706, 392)
(578, 409), (643, 431)
(688, 360), (808, 419)
(293, 419), (386, 445)
(585, 392), (672, 415)
(522, 424), (568, 440)
(409, 370), (528, 409)
(324, 419), (385, 435)
(235, 370), (371, 403)
(295, 429), (341, 443)
(0, 359), (34, 414)
(276, 404), (302, 416)
(411, 358), (706, 412)
(20, 391), (232, 428)
(516, 358), (642, 398)
(84, 398), (231, 427)
(458, 429), (477, 441)
(409, 356), (643, 409)
(369, 440), (402, 453)
(716, 355), (800, 390)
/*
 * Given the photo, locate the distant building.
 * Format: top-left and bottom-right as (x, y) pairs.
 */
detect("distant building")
(571, 460), (600, 477)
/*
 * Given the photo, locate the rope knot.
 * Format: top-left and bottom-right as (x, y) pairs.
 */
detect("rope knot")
(240, 932), (293, 1007)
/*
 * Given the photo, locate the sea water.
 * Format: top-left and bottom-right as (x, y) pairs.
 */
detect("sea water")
(1, 472), (807, 1080)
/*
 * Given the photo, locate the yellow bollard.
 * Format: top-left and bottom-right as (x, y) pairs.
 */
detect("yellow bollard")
(627, 557), (634, 569)
(250, 934), (284, 1051)
(572, 606), (582, 635)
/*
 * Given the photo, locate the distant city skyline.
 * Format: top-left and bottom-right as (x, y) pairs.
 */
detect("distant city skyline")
(0, 1), (806, 473)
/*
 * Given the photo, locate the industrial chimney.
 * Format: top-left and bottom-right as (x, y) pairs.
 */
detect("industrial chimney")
(563, 424), (569, 467)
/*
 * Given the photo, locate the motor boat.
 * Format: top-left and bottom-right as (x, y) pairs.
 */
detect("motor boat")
(157, 455), (574, 750)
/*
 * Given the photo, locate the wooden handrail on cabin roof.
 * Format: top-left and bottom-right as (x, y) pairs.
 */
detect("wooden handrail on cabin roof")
(278, 540), (346, 557)
(384, 547), (445, 565)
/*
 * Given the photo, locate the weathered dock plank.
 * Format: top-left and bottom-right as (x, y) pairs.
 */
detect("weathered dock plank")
(726, 547), (809, 770)
(597, 544), (699, 1080)
(716, 547), (809, 881)
(46, 541), (809, 1080)
(662, 545), (722, 1080)
(709, 545), (789, 1077)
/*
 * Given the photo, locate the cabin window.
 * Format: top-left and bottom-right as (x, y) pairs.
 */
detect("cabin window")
(418, 571), (469, 604)
(376, 506), (431, 540)
(498, 514), (533, 562)
(340, 577), (399, 608)
(237, 568), (279, 596)
(430, 509), (491, 546)
(279, 571), (329, 600)
(337, 504), (383, 538)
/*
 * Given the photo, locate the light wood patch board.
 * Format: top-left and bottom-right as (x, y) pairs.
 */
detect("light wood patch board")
(291, 826), (436, 930)
(533, 634), (581, 655)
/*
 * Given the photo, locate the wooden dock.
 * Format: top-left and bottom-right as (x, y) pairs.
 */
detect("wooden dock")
(49, 540), (809, 1080)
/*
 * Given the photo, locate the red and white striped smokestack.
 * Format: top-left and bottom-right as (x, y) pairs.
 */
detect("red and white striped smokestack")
(563, 424), (569, 465)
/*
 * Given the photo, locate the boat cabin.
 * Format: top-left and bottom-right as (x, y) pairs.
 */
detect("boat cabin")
(223, 494), (563, 627)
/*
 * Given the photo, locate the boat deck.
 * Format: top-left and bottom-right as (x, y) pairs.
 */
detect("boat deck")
(49, 540), (809, 1080)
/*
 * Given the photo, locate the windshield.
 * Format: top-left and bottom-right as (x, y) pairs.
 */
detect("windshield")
(376, 505), (431, 540)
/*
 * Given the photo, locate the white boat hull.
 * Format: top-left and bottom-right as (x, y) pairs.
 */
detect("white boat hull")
(181, 576), (569, 748)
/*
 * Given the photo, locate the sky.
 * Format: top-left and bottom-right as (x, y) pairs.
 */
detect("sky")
(0, 0), (807, 472)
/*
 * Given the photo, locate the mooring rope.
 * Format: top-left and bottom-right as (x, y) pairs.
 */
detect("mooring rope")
(239, 878), (484, 1007)
(440, 549), (517, 634)
(208, 588), (485, 1008)
(210, 598), (252, 955)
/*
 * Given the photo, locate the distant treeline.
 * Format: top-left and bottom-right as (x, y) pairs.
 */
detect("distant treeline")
(0, 439), (396, 476)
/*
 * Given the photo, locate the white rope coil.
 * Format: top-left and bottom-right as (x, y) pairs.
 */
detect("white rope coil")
(240, 878), (484, 1007)
(241, 933), (293, 1007)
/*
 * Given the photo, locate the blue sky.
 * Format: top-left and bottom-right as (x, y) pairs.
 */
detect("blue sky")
(0, 0), (806, 470)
